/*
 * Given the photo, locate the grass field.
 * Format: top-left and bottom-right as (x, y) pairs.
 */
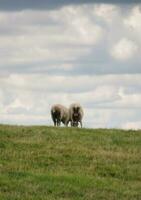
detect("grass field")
(0, 125), (141, 200)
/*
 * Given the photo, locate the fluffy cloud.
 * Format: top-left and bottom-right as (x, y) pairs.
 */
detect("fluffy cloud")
(110, 38), (138, 61)
(93, 4), (120, 23)
(124, 6), (141, 34)
(0, 7), (104, 70)
(121, 121), (141, 130)
(0, 4), (140, 76)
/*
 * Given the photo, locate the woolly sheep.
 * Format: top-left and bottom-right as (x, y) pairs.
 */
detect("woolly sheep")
(51, 104), (70, 127)
(69, 103), (84, 128)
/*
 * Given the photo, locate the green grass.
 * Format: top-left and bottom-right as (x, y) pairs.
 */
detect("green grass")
(0, 125), (141, 200)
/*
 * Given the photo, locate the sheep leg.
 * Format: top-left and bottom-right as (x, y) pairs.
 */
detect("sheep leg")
(57, 119), (61, 126)
(71, 121), (74, 127)
(80, 121), (83, 128)
(52, 118), (57, 126)
(65, 121), (69, 127)
(66, 119), (71, 127)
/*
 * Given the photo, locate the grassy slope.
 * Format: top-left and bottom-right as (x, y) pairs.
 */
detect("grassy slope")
(0, 125), (141, 200)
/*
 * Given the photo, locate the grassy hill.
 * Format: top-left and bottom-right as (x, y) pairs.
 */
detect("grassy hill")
(0, 125), (141, 200)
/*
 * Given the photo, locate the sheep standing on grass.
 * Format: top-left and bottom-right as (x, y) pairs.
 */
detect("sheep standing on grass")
(69, 103), (84, 128)
(51, 104), (70, 127)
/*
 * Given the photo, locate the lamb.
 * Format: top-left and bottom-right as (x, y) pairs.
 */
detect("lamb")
(51, 104), (70, 127)
(69, 103), (84, 128)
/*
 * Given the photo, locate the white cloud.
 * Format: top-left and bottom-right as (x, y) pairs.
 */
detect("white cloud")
(0, 4), (141, 74)
(0, 6), (104, 66)
(0, 113), (49, 125)
(49, 5), (104, 44)
(124, 6), (141, 33)
(121, 121), (141, 130)
(93, 4), (120, 23)
(0, 35), (91, 65)
(110, 38), (138, 61)
(1, 73), (141, 94)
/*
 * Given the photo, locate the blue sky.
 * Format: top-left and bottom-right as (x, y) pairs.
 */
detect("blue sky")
(0, 0), (141, 129)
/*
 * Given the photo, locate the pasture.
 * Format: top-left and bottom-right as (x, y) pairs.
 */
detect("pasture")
(0, 125), (141, 200)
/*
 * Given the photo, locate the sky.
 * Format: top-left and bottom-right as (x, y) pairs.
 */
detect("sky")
(0, 0), (141, 129)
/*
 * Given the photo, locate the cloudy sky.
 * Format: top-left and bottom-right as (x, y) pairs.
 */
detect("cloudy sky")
(0, 0), (141, 129)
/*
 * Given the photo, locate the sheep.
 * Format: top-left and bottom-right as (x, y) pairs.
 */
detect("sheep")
(51, 104), (70, 127)
(69, 103), (84, 128)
